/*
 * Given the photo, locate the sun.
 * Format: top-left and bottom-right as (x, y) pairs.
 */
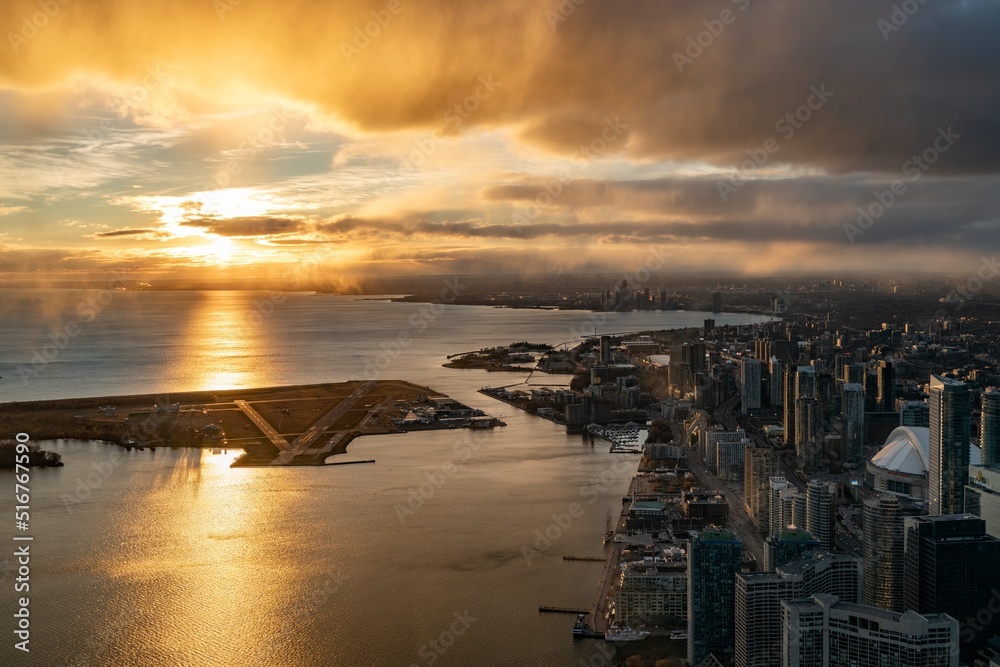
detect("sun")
(210, 237), (234, 263)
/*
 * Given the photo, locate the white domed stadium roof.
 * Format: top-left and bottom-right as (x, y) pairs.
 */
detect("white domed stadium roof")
(870, 426), (981, 476)
(871, 427), (930, 476)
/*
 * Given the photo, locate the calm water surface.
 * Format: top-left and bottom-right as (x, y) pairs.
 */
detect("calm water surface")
(0, 290), (771, 665)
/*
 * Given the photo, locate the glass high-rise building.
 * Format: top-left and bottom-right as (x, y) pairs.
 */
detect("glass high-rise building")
(982, 388), (1000, 466)
(877, 360), (895, 412)
(903, 514), (1000, 663)
(806, 480), (835, 551)
(688, 528), (743, 666)
(928, 375), (971, 515)
(842, 383), (865, 466)
(862, 494), (923, 611)
(741, 357), (762, 415)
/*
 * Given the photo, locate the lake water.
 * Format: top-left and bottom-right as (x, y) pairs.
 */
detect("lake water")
(0, 290), (772, 666)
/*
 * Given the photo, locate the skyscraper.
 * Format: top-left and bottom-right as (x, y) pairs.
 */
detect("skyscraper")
(784, 365), (798, 448)
(741, 357), (761, 415)
(768, 477), (791, 537)
(877, 360), (895, 412)
(688, 528), (743, 666)
(770, 357), (784, 408)
(779, 488), (808, 532)
(903, 514), (1000, 662)
(842, 383), (865, 466)
(795, 367), (818, 467)
(862, 494), (922, 611)
(796, 365), (817, 403)
(744, 446), (778, 530)
(806, 480), (835, 551)
(796, 397), (819, 469)
(928, 374), (971, 515)
(982, 388), (1000, 466)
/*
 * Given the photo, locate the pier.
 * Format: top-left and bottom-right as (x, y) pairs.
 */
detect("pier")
(539, 606), (590, 614)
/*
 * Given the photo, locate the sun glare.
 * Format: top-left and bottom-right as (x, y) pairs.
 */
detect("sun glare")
(211, 236), (234, 263)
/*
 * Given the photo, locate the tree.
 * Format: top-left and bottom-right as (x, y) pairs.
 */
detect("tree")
(655, 659), (683, 667)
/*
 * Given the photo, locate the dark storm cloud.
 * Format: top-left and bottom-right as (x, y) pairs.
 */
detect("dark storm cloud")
(181, 217), (308, 237)
(3, 0), (998, 174)
(93, 228), (163, 238)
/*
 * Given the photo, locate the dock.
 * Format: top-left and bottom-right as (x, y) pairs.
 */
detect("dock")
(563, 555), (605, 562)
(539, 606), (590, 614)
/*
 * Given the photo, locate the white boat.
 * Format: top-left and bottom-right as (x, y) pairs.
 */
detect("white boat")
(669, 630), (687, 640)
(605, 625), (650, 642)
(573, 614), (587, 637)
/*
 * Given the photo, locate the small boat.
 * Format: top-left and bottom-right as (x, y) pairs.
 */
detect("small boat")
(573, 614), (587, 637)
(670, 630), (687, 640)
(603, 508), (614, 543)
(605, 624), (650, 642)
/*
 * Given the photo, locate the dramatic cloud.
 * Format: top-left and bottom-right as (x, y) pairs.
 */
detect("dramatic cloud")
(181, 216), (308, 237)
(0, 0), (997, 277)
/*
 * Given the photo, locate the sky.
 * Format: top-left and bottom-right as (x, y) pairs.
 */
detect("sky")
(0, 0), (998, 281)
